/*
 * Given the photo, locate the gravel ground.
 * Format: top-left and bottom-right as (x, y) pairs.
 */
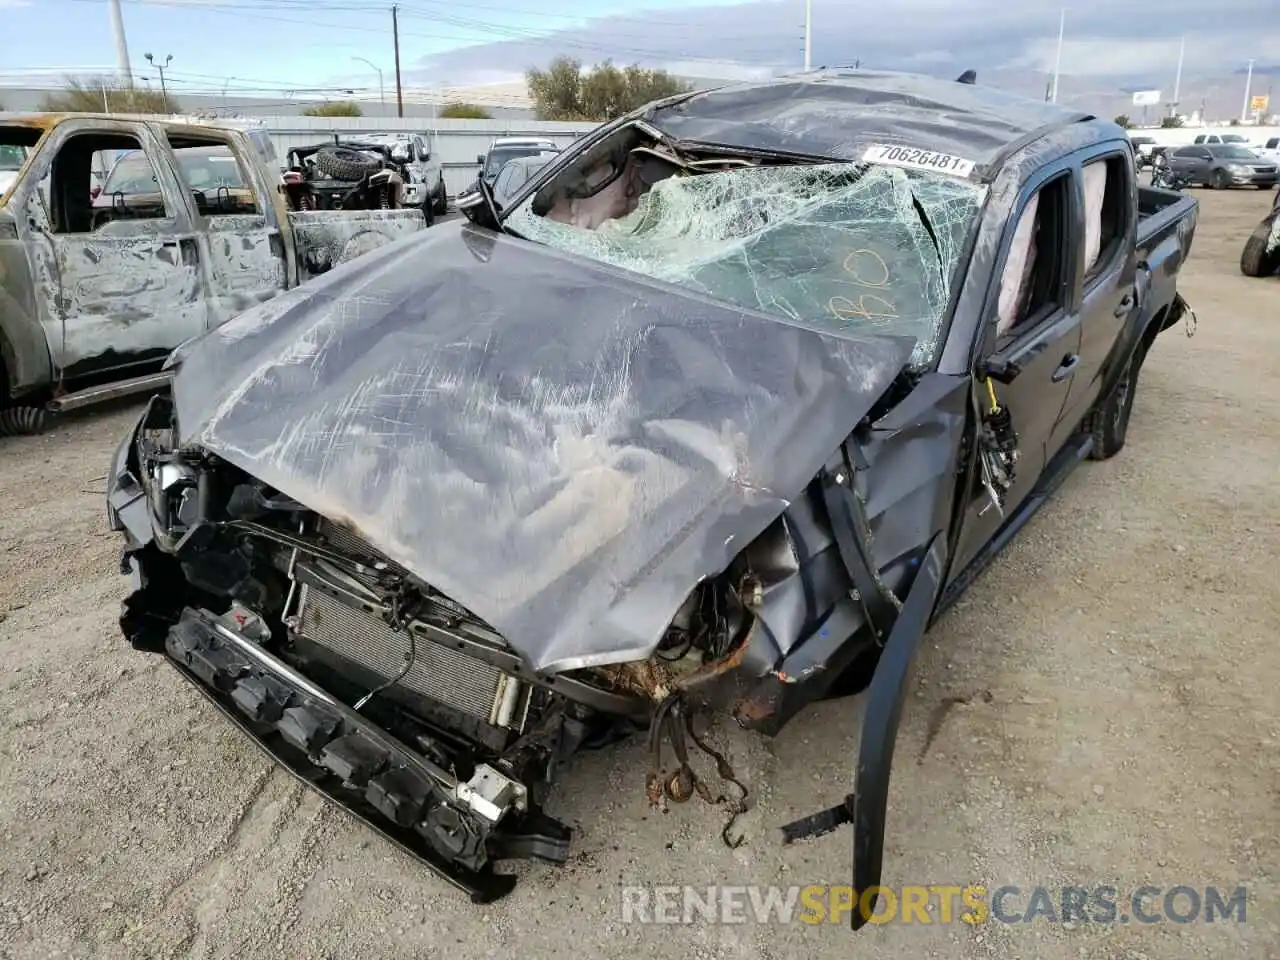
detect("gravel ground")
(1, 189), (1277, 960)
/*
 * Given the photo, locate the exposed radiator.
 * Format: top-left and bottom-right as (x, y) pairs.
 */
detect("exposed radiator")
(297, 587), (527, 730)
(295, 521), (526, 732)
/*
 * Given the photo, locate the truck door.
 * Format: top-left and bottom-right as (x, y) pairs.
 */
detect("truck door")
(18, 119), (207, 381)
(163, 132), (288, 329)
(1068, 147), (1138, 425)
(951, 167), (1084, 574)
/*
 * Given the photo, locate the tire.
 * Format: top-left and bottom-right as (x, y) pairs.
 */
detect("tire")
(1086, 341), (1148, 461)
(432, 183), (449, 216)
(313, 145), (382, 181)
(1259, 184), (1274, 190)
(421, 199), (434, 227)
(1240, 216), (1280, 277)
(1211, 169), (1230, 190)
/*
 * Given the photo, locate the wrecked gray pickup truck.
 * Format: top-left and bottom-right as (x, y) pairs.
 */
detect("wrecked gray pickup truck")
(106, 70), (1198, 920)
(0, 113), (425, 432)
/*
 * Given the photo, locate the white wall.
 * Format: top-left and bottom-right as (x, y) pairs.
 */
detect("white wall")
(257, 116), (601, 196)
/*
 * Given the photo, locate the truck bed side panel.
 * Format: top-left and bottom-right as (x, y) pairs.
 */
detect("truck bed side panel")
(288, 209), (425, 280)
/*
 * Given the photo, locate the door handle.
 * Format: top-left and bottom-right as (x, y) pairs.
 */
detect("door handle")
(1051, 353), (1080, 382)
(1114, 293), (1136, 317)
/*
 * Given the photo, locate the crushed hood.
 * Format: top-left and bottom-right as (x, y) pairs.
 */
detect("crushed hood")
(171, 222), (913, 673)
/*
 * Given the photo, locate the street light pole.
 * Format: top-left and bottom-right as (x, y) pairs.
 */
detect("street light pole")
(352, 56), (385, 109)
(1170, 35), (1184, 118)
(108, 0), (133, 85)
(1050, 7), (1065, 103)
(1241, 58), (1255, 123)
(803, 0), (811, 72)
(144, 52), (173, 113)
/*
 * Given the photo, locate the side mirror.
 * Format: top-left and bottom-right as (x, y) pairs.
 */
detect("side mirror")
(476, 153), (486, 165)
(457, 175), (502, 230)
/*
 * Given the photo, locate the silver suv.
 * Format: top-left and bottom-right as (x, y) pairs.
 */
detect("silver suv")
(476, 137), (560, 186)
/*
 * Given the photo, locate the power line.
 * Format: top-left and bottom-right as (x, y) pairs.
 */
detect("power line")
(52, 0), (794, 70)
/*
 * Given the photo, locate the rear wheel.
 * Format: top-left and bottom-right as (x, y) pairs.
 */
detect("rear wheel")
(1259, 184), (1273, 190)
(1240, 215), (1280, 277)
(1086, 341), (1148, 461)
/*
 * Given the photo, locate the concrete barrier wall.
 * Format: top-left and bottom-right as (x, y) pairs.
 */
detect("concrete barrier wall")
(255, 116), (601, 197)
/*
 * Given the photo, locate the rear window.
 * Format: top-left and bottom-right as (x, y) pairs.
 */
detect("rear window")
(103, 152), (159, 194)
(1209, 145), (1258, 159)
(0, 144), (27, 171)
(484, 145), (557, 178)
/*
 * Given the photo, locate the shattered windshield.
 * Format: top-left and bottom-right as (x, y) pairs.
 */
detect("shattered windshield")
(506, 162), (984, 365)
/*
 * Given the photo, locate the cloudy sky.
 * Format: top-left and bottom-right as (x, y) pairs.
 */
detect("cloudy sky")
(1, 0), (1277, 114)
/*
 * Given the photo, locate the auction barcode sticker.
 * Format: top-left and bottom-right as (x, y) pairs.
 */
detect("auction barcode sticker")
(861, 144), (977, 178)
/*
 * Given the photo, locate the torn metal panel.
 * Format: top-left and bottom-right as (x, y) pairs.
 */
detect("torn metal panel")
(288, 208), (425, 279)
(52, 232), (207, 372)
(199, 215), (288, 328)
(170, 221), (915, 674)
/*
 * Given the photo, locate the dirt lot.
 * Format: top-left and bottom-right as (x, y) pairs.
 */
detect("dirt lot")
(1, 189), (1277, 960)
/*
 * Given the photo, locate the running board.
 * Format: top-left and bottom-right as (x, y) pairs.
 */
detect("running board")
(47, 371), (173, 413)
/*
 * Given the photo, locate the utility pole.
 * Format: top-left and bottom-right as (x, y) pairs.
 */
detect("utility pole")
(1241, 58), (1255, 123)
(1169, 35), (1185, 118)
(392, 4), (404, 118)
(803, 0), (811, 72)
(145, 52), (173, 113)
(108, 0), (133, 85)
(1050, 7), (1065, 103)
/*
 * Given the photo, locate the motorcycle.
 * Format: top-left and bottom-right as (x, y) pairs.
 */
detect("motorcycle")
(1150, 154), (1189, 191)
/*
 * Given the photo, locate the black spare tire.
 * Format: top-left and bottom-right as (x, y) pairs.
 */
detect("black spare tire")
(314, 145), (382, 181)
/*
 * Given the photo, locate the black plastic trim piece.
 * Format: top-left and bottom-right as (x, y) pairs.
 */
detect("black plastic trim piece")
(162, 608), (570, 903)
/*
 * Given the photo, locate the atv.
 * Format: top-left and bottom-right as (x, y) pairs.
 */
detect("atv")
(281, 140), (430, 222)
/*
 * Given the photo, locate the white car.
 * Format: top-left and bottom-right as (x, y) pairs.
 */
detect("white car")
(1254, 136), (1280, 163)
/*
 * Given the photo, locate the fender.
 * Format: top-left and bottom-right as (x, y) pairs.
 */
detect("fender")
(0, 282), (54, 399)
(779, 532), (947, 930)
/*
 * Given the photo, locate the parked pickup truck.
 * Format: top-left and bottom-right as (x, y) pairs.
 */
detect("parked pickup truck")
(106, 70), (1198, 919)
(1240, 185), (1280, 277)
(0, 113), (426, 430)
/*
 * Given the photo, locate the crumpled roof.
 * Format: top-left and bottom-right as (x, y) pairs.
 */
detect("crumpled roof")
(172, 222), (914, 673)
(646, 69), (1091, 174)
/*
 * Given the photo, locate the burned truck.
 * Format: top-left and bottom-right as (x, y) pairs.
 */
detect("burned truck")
(0, 114), (426, 433)
(106, 70), (1198, 921)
